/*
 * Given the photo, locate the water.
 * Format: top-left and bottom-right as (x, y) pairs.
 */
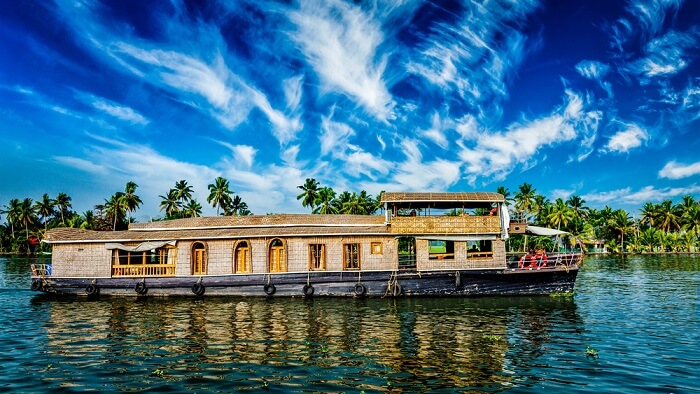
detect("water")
(1, 255), (698, 393)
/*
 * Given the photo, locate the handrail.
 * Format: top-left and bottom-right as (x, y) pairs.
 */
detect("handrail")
(31, 264), (51, 276)
(112, 264), (176, 277)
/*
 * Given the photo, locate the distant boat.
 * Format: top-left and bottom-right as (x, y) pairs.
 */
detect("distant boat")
(30, 191), (581, 297)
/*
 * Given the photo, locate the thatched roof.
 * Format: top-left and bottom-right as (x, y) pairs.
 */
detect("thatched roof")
(381, 192), (503, 209)
(44, 214), (389, 244)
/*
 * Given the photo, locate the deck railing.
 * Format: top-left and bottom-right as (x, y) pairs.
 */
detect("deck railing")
(389, 215), (501, 234)
(31, 264), (52, 276)
(112, 264), (176, 277)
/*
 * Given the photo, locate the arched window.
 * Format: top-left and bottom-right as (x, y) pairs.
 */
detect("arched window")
(192, 242), (207, 275)
(268, 238), (287, 273)
(234, 241), (251, 273)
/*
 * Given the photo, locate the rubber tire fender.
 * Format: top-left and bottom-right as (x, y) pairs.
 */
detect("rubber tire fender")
(85, 283), (99, 296)
(192, 282), (205, 296)
(30, 279), (41, 291)
(135, 281), (148, 295)
(263, 283), (276, 295)
(303, 284), (314, 297)
(392, 283), (403, 297)
(353, 283), (367, 297)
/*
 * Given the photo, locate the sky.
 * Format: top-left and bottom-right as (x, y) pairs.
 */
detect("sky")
(1, 0), (700, 221)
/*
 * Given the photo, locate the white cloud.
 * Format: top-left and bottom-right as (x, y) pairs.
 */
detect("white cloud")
(659, 160), (700, 179)
(627, 29), (698, 82)
(575, 60), (611, 80)
(456, 90), (587, 182)
(90, 98), (149, 125)
(283, 74), (304, 111)
(287, 0), (395, 120)
(603, 122), (649, 153)
(583, 184), (700, 206)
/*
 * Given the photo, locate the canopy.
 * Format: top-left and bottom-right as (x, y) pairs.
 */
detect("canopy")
(105, 240), (176, 252)
(526, 225), (569, 236)
(415, 235), (497, 242)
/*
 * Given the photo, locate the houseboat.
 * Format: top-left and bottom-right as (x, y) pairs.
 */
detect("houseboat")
(30, 192), (582, 297)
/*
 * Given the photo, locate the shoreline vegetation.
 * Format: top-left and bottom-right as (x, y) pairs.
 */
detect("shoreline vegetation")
(1, 179), (699, 255)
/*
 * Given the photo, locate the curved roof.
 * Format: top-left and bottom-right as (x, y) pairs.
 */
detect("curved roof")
(381, 192), (504, 204)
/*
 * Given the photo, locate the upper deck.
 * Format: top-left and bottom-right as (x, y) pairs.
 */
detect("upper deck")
(381, 192), (506, 235)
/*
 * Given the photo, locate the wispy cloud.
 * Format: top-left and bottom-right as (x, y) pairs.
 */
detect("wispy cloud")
(602, 121), (649, 154)
(659, 160), (700, 179)
(583, 184), (700, 207)
(627, 29), (699, 83)
(287, 0), (395, 120)
(456, 89), (591, 182)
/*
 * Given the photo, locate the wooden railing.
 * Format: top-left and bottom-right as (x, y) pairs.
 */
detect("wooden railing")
(31, 264), (51, 276)
(112, 264), (176, 277)
(389, 215), (501, 234)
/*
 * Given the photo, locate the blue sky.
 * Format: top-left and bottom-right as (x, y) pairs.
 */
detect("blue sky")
(1, 0), (700, 220)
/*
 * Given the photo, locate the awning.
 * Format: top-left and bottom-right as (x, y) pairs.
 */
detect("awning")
(105, 240), (176, 252)
(414, 235), (497, 241)
(526, 226), (569, 236)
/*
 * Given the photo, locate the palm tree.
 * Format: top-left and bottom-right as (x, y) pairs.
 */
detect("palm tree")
(159, 189), (180, 219)
(54, 192), (72, 225)
(297, 178), (320, 211)
(334, 191), (353, 213)
(639, 202), (657, 229)
(34, 194), (56, 232)
(207, 176), (233, 215)
(656, 200), (681, 233)
(174, 180), (194, 205)
(313, 187), (337, 214)
(681, 204), (700, 238)
(1, 199), (21, 237)
(17, 198), (38, 240)
(566, 195), (590, 221)
(182, 199), (203, 218)
(80, 210), (95, 229)
(122, 181), (143, 223)
(514, 183), (536, 222)
(341, 192), (366, 215)
(610, 209), (633, 252)
(226, 195), (245, 216)
(547, 198), (574, 231)
(104, 192), (126, 231)
(496, 186), (512, 206)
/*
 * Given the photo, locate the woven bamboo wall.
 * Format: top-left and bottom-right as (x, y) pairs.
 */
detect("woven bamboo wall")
(51, 243), (112, 278)
(415, 239), (506, 270)
(389, 215), (500, 234)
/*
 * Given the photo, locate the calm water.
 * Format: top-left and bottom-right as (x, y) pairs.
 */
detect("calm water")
(1, 255), (698, 393)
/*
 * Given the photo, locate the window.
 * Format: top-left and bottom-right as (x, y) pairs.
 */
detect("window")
(269, 239), (287, 273)
(371, 242), (383, 255)
(309, 244), (326, 270)
(112, 246), (177, 277)
(234, 241), (251, 273)
(468, 240), (493, 258)
(428, 240), (454, 260)
(343, 243), (360, 270)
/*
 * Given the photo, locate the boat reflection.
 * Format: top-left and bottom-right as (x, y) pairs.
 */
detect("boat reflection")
(39, 295), (582, 390)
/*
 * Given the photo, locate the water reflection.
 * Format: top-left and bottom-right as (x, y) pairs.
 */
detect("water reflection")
(36, 294), (581, 391)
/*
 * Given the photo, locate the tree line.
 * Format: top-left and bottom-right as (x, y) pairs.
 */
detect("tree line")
(0, 176), (249, 253)
(1, 178), (698, 254)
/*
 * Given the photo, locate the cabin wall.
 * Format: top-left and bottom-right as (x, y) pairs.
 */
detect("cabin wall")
(415, 239), (506, 270)
(51, 243), (112, 277)
(172, 236), (398, 276)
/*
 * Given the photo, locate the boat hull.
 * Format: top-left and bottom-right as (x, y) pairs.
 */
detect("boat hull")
(31, 266), (578, 297)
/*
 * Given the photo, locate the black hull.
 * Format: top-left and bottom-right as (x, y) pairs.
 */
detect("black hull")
(31, 267), (578, 298)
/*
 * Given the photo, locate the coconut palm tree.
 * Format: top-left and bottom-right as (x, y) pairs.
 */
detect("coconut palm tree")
(207, 176), (233, 216)
(182, 199), (203, 218)
(159, 189), (180, 219)
(334, 191), (353, 213)
(639, 202), (657, 229)
(122, 181), (143, 223)
(681, 204), (700, 238)
(496, 186), (512, 206)
(17, 198), (38, 240)
(514, 183), (536, 222)
(297, 178), (320, 211)
(313, 187), (337, 214)
(54, 192), (72, 225)
(1, 199), (21, 237)
(34, 194), (56, 232)
(226, 195), (245, 216)
(80, 210), (95, 229)
(104, 192), (126, 231)
(610, 209), (633, 252)
(547, 198), (574, 231)
(566, 195), (590, 221)
(656, 200), (681, 233)
(174, 180), (194, 205)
